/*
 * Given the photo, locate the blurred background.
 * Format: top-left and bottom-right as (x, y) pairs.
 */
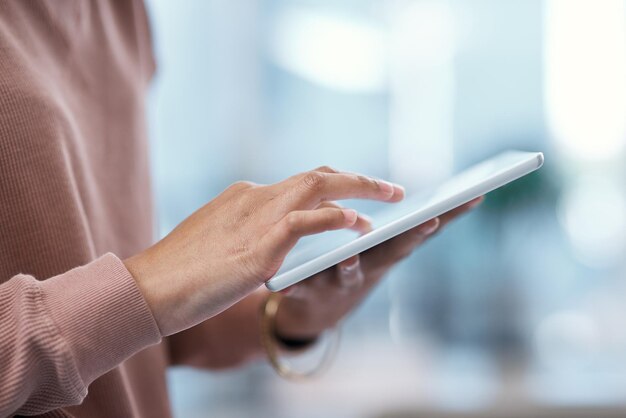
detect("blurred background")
(144, 0), (626, 416)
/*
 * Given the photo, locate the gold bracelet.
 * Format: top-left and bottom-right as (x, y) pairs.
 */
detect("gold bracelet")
(260, 292), (341, 381)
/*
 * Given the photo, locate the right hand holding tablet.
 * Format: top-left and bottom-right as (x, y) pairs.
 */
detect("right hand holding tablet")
(124, 166), (404, 336)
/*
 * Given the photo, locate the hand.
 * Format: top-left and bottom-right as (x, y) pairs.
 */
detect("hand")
(274, 197), (484, 340)
(124, 167), (404, 336)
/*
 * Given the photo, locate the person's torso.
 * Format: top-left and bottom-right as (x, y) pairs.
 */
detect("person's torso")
(0, 1), (171, 416)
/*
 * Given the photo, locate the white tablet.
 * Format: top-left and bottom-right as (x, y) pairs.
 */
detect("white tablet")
(265, 150), (544, 292)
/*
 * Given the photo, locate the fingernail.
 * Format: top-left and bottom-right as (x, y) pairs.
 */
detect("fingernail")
(358, 216), (374, 234)
(360, 213), (373, 224)
(340, 258), (360, 274)
(378, 180), (395, 197)
(419, 218), (440, 235)
(342, 209), (358, 224)
(394, 183), (406, 196)
(281, 287), (296, 296)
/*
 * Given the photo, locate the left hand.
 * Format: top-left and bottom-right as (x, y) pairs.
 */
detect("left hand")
(274, 197), (484, 340)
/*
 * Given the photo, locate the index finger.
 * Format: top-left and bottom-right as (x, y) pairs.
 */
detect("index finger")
(276, 171), (405, 210)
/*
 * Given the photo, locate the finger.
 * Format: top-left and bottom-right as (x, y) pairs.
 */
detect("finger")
(280, 284), (308, 299)
(282, 208), (358, 236)
(360, 217), (440, 274)
(312, 167), (397, 221)
(317, 201), (373, 234)
(438, 196), (484, 228)
(335, 255), (365, 289)
(361, 196), (481, 274)
(262, 208), (358, 260)
(311, 167), (403, 204)
(277, 171), (405, 210)
(280, 265), (336, 299)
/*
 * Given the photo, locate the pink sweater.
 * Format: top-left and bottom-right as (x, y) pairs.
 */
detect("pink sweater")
(0, 1), (174, 416)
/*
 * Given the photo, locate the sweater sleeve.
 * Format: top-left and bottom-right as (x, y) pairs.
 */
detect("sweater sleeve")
(0, 253), (162, 417)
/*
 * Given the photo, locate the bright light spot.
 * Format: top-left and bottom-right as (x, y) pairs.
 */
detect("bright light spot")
(269, 8), (386, 93)
(534, 311), (600, 372)
(558, 175), (626, 268)
(388, 0), (456, 70)
(544, 0), (626, 161)
(586, 290), (626, 350)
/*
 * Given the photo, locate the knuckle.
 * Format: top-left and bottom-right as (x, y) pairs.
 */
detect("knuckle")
(301, 172), (325, 192)
(316, 165), (338, 173)
(320, 209), (344, 230)
(230, 180), (255, 191)
(356, 174), (376, 189)
(333, 209), (346, 224)
(284, 212), (301, 234)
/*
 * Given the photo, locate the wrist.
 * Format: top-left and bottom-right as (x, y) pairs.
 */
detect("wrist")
(273, 296), (324, 343)
(260, 292), (341, 379)
(124, 248), (169, 335)
(41, 253), (162, 385)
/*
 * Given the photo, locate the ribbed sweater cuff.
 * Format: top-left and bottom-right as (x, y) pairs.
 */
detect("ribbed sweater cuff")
(38, 253), (162, 386)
